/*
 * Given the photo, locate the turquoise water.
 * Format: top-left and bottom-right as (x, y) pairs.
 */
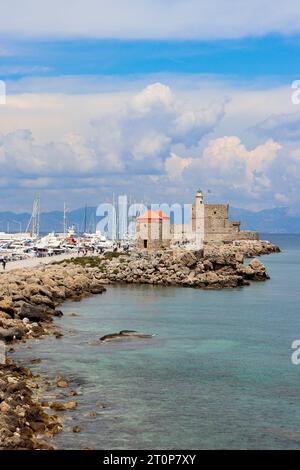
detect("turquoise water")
(12, 235), (300, 449)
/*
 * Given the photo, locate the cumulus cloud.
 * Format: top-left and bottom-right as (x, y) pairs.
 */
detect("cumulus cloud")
(201, 136), (281, 189)
(275, 192), (289, 203)
(90, 82), (225, 173)
(1, 79), (299, 211)
(254, 113), (300, 141)
(165, 153), (193, 180)
(180, 136), (282, 205)
(1, 0), (300, 39)
(0, 129), (97, 177)
(0, 82), (225, 180)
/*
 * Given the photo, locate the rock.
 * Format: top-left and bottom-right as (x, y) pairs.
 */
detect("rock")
(0, 312), (11, 320)
(249, 258), (265, 271)
(179, 251), (198, 268)
(0, 327), (25, 342)
(0, 298), (15, 318)
(235, 252), (244, 264)
(30, 358), (42, 364)
(50, 401), (77, 411)
(246, 258), (269, 280)
(53, 331), (64, 339)
(55, 377), (68, 388)
(19, 303), (52, 323)
(0, 401), (11, 412)
(63, 401), (78, 410)
(72, 425), (81, 433)
(100, 330), (155, 342)
(30, 295), (55, 310)
(202, 259), (214, 271)
(30, 422), (46, 433)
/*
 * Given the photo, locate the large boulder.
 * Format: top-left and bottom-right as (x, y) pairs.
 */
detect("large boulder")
(0, 327), (25, 342)
(89, 283), (106, 295)
(19, 303), (53, 323)
(245, 258), (269, 280)
(179, 252), (197, 268)
(0, 298), (15, 318)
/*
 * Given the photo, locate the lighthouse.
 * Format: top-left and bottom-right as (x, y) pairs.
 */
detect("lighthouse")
(195, 189), (204, 250)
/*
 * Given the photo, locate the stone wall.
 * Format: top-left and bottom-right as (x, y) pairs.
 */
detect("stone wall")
(136, 220), (170, 250)
(203, 204), (258, 243)
(236, 230), (259, 241)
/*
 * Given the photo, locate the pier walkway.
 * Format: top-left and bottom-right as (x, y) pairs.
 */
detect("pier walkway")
(3, 253), (79, 272)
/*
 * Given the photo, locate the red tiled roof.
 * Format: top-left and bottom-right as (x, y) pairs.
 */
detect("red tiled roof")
(137, 209), (162, 221)
(156, 209), (170, 220)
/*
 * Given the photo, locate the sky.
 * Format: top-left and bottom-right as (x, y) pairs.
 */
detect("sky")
(1, 0), (300, 213)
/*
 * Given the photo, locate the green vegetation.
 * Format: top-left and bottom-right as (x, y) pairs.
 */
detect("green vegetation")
(104, 251), (129, 260)
(56, 256), (106, 271)
(54, 252), (128, 272)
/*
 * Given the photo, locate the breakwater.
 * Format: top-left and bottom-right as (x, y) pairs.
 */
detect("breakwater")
(0, 239), (280, 449)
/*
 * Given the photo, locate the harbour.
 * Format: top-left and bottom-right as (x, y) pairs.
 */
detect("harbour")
(10, 234), (300, 450)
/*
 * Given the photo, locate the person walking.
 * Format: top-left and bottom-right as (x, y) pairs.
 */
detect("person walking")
(2, 258), (7, 270)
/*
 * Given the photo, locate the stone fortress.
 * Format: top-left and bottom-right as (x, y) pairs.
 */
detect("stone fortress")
(135, 190), (259, 250)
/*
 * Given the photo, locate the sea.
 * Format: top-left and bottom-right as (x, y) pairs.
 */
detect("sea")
(12, 234), (300, 449)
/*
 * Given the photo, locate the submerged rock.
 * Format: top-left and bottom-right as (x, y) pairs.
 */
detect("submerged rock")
(50, 401), (77, 411)
(100, 330), (155, 342)
(55, 376), (68, 388)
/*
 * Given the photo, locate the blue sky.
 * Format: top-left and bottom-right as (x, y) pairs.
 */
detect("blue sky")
(2, 36), (300, 82)
(1, 0), (300, 213)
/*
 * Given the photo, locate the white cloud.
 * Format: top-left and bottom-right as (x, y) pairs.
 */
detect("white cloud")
(0, 82), (225, 179)
(1, 77), (300, 211)
(275, 192), (289, 203)
(165, 152), (193, 180)
(131, 83), (174, 115)
(179, 136), (282, 206)
(1, 0), (300, 39)
(254, 112), (300, 141)
(200, 136), (281, 186)
(89, 82), (225, 173)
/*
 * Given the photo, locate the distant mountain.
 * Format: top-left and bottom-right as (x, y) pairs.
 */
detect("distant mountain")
(0, 206), (299, 234)
(229, 207), (300, 234)
(0, 207), (98, 234)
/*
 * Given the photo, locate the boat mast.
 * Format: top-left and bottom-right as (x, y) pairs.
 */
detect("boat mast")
(26, 195), (40, 237)
(83, 204), (87, 234)
(112, 193), (116, 242)
(63, 202), (68, 235)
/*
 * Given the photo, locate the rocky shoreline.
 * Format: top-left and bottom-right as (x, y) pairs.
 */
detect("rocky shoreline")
(0, 263), (106, 449)
(0, 239), (280, 449)
(66, 239), (280, 289)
